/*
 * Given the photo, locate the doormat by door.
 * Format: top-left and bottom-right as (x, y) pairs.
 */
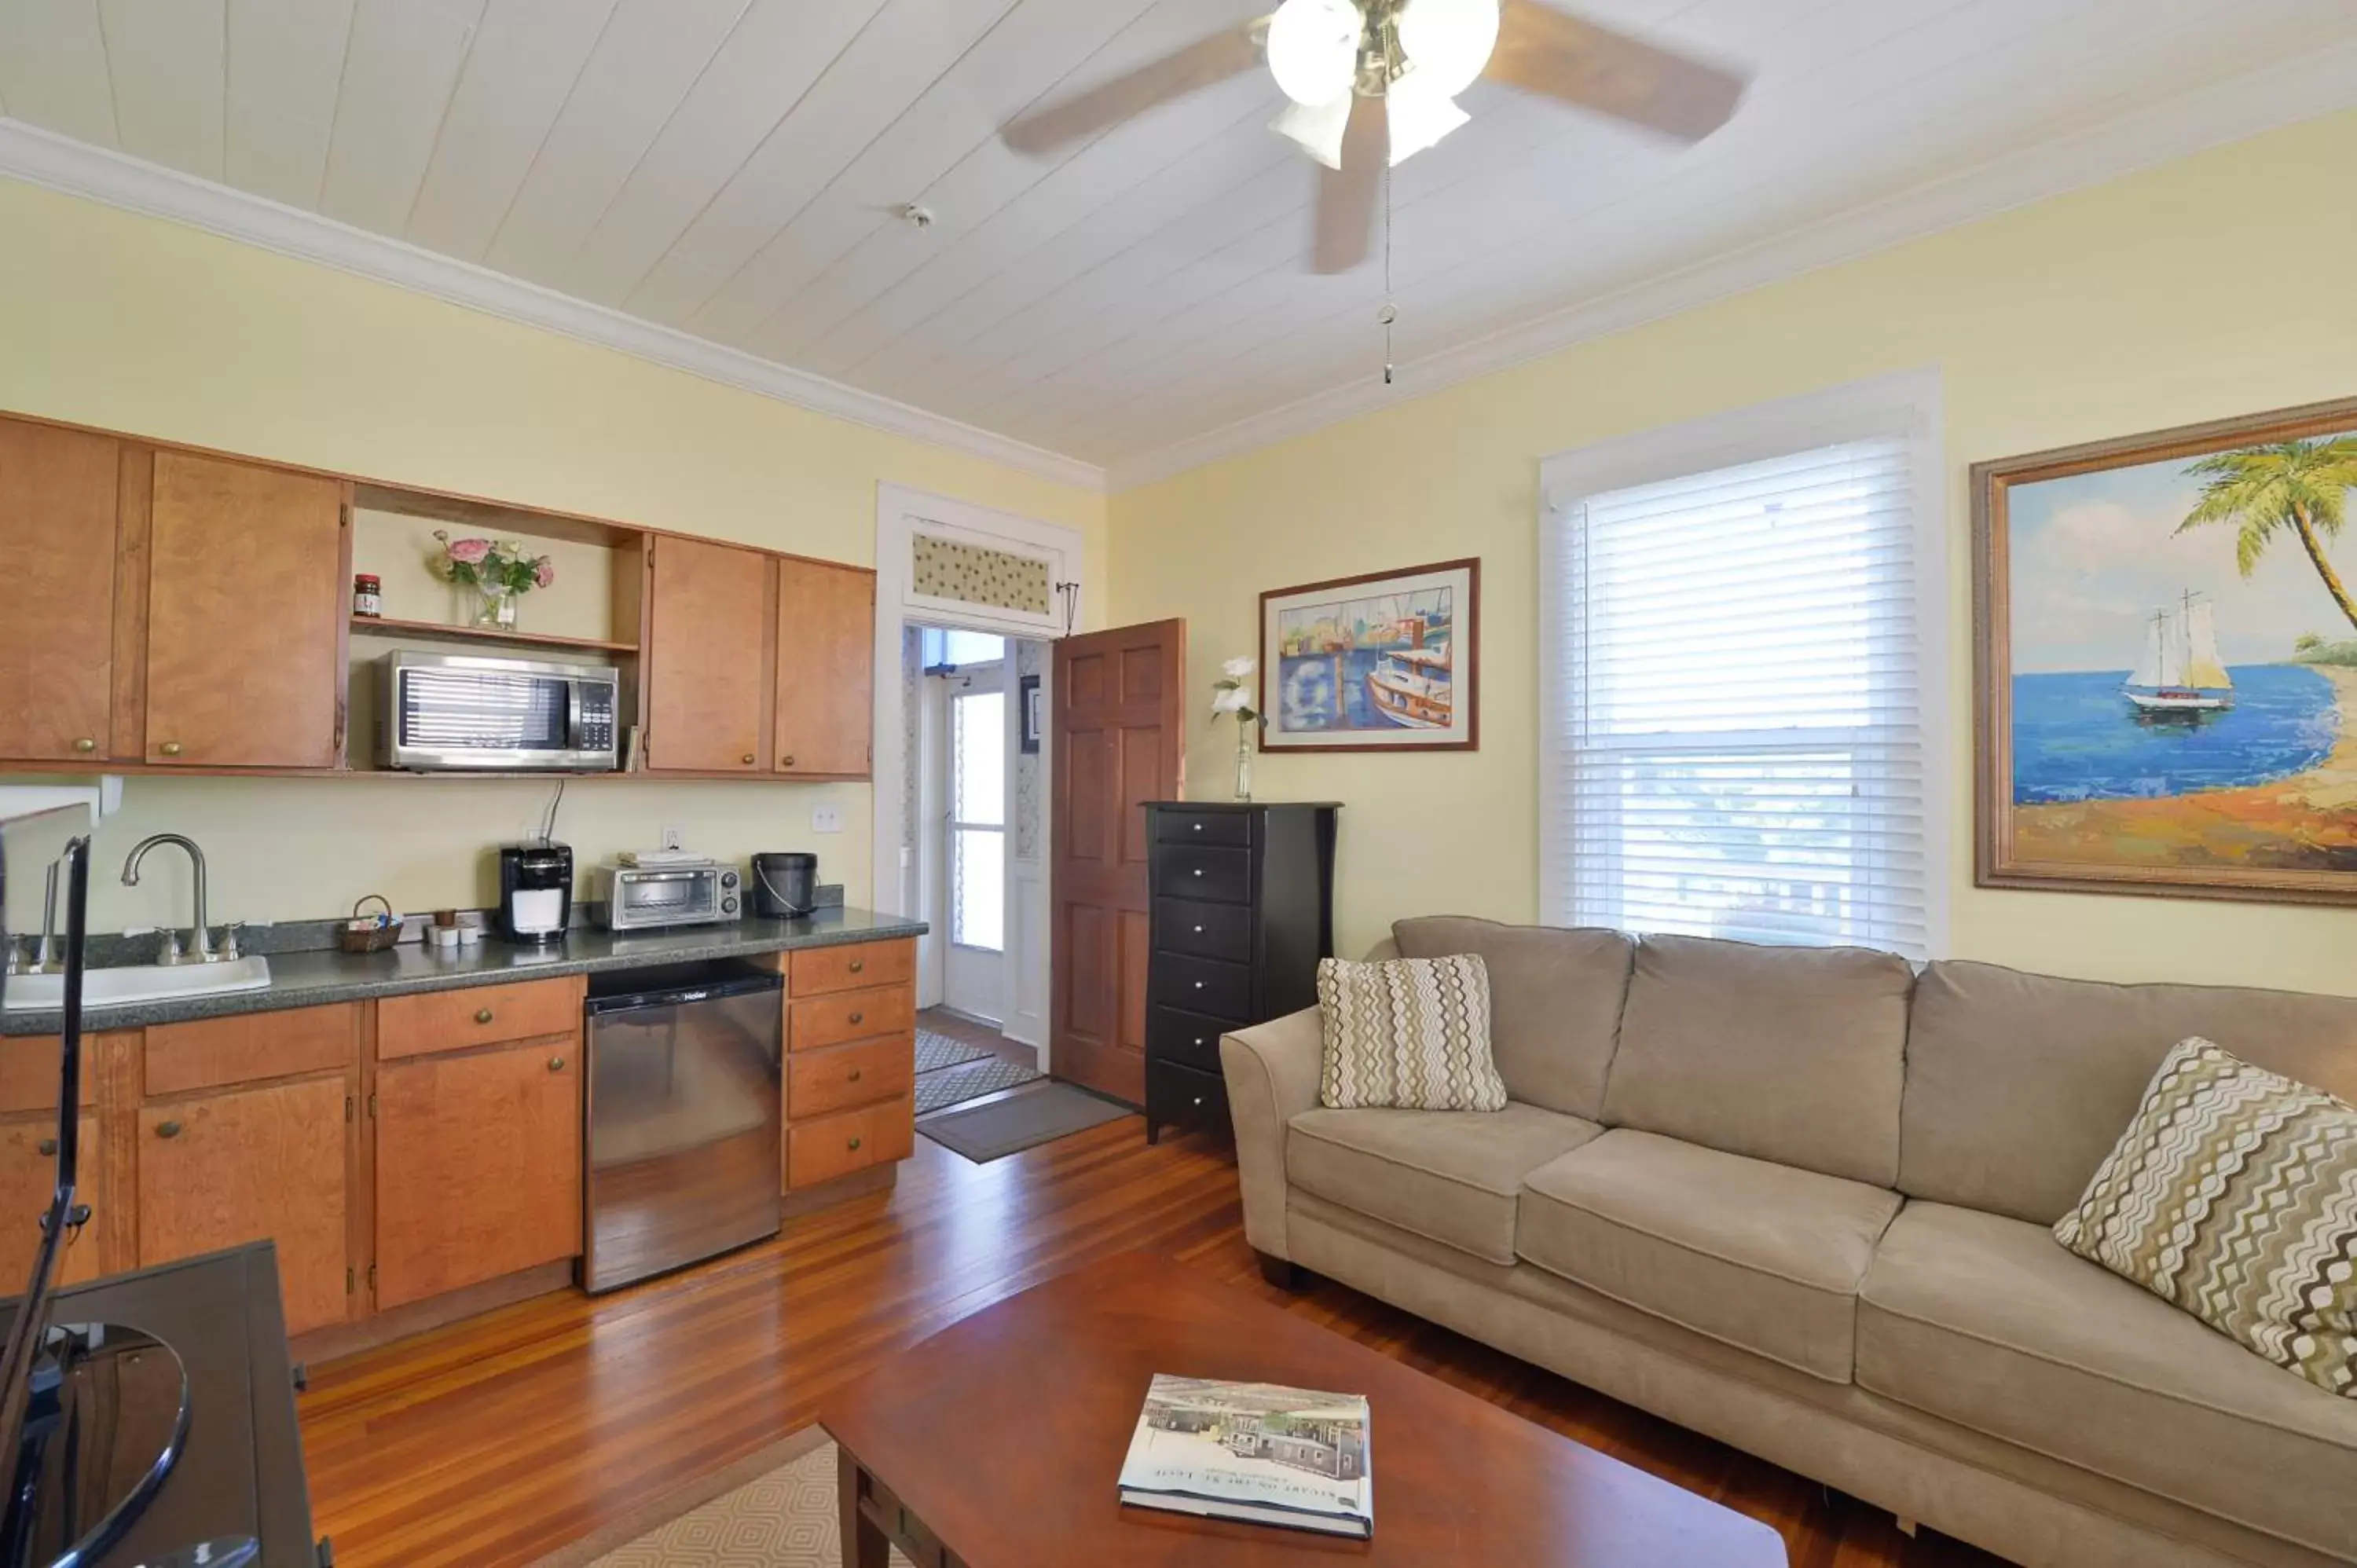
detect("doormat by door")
(918, 1081), (1131, 1163)
(915, 1028), (995, 1075)
(913, 1053), (1044, 1116)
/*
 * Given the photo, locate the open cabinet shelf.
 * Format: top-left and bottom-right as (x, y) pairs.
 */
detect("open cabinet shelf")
(349, 615), (639, 655)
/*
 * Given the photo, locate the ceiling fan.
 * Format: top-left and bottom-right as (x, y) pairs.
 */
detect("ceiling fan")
(1003, 0), (1747, 274)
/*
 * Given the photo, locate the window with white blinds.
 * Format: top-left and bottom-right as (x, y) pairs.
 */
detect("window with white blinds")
(1541, 401), (1940, 960)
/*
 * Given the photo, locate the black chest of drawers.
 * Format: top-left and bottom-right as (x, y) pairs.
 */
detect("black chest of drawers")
(1142, 801), (1339, 1143)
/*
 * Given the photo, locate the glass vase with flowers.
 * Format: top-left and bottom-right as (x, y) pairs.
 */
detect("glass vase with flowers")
(434, 532), (555, 630)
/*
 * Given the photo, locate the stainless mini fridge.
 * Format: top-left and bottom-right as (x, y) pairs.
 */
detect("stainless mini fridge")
(581, 960), (783, 1293)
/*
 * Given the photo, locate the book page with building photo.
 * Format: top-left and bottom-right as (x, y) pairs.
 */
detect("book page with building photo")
(1119, 1374), (1373, 1538)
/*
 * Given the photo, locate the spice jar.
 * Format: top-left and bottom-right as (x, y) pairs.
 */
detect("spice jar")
(353, 573), (383, 617)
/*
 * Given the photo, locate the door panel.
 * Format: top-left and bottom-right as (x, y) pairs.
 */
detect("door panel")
(774, 558), (874, 776)
(0, 419), (119, 761)
(1050, 619), (1184, 1106)
(145, 451), (346, 768)
(647, 535), (770, 771)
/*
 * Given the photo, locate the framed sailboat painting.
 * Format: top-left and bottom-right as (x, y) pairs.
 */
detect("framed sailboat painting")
(1259, 558), (1479, 752)
(1976, 394), (2357, 903)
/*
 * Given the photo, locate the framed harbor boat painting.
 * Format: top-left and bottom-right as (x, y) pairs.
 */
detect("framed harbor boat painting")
(1259, 558), (1479, 752)
(1976, 395), (2357, 903)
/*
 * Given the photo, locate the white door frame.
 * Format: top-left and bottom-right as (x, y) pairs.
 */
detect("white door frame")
(872, 485), (1083, 1060)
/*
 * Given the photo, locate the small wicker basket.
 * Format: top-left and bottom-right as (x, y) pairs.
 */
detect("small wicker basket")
(340, 894), (404, 954)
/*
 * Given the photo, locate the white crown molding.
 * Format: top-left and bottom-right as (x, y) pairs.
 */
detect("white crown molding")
(1104, 40), (2357, 492)
(0, 118), (1107, 495)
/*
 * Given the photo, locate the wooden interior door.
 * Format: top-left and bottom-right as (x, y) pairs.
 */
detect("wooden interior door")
(646, 535), (772, 771)
(1051, 620), (1185, 1106)
(145, 450), (347, 768)
(137, 1076), (350, 1335)
(0, 419), (119, 761)
(774, 558), (874, 776)
(374, 1039), (580, 1310)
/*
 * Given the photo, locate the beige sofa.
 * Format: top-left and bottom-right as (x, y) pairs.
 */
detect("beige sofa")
(1219, 918), (2357, 1568)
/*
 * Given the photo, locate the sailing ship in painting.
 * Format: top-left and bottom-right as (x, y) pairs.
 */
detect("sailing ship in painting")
(2121, 591), (2234, 721)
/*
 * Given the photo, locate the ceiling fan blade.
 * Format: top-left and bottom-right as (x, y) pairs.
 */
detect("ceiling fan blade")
(1003, 26), (1265, 155)
(1488, 0), (1746, 142)
(1312, 93), (1387, 274)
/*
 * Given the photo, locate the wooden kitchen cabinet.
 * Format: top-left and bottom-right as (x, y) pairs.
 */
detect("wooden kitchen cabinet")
(136, 1075), (351, 1335)
(0, 1116), (103, 1288)
(644, 533), (772, 772)
(145, 449), (348, 768)
(373, 1039), (581, 1310)
(773, 558), (874, 777)
(0, 418), (121, 762)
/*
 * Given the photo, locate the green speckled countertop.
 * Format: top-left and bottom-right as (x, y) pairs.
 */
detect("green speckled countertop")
(1, 907), (926, 1037)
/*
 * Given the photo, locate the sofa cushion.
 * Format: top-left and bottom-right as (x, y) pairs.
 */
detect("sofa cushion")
(1391, 917), (1633, 1119)
(1316, 954), (1508, 1111)
(1516, 1129), (1901, 1382)
(1901, 960), (2357, 1224)
(1600, 934), (1912, 1186)
(1859, 1201), (2357, 1559)
(1288, 1102), (1602, 1266)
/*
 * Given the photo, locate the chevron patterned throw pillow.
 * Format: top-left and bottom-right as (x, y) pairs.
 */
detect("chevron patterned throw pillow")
(2055, 1036), (2357, 1398)
(1316, 954), (1508, 1112)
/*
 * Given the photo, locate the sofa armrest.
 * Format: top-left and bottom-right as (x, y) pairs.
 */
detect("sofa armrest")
(1220, 1006), (1323, 1260)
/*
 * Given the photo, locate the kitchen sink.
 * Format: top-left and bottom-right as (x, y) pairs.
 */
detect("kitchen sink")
(2, 955), (273, 1012)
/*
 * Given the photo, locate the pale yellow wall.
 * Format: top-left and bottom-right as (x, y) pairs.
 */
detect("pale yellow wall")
(1109, 107), (2357, 995)
(0, 175), (1106, 933)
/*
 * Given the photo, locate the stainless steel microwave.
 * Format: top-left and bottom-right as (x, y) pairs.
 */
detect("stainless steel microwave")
(378, 651), (621, 772)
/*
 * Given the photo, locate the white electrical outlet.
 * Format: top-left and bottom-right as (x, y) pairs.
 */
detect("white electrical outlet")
(812, 805), (844, 834)
(660, 825), (684, 851)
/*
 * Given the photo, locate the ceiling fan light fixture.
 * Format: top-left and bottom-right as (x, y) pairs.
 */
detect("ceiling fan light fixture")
(1385, 75), (1469, 164)
(1397, 0), (1500, 100)
(1271, 96), (1352, 170)
(1266, 0), (1363, 108)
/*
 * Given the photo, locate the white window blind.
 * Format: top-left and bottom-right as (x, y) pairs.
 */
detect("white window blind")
(1543, 434), (1933, 958)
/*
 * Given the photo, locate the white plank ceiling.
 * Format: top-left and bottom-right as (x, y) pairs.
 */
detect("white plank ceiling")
(3, 0), (2355, 478)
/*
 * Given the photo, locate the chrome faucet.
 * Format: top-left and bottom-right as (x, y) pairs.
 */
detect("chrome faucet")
(122, 833), (214, 964)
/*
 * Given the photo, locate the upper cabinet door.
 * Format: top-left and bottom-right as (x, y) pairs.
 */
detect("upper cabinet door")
(646, 534), (771, 772)
(145, 452), (346, 768)
(0, 419), (119, 761)
(774, 559), (874, 778)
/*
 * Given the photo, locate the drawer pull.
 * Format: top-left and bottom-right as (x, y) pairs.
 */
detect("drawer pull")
(848, 1136), (863, 1152)
(1193, 980), (1204, 990)
(36, 1138), (56, 1157)
(1192, 868), (1203, 877)
(849, 1011), (864, 1026)
(1195, 1037), (1206, 1047)
(548, 1056), (566, 1072)
(782, 754), (796, 768)
(1192, 1096), (1204, 1108)
(849, 1068), (863, 1083)
(1192, 822), (1203, 831)
(1193, 925), (1204, 933)
(71, 738), (95, 754)
(159, 742), (183, 757)
(742, 753), (757, 765)
(849, 959), (864, 973)
(156, 1120), (183, 1139)
(475, 1007), (495, 1024)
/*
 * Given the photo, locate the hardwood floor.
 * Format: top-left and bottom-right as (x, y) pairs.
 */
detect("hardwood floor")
(299, 1116), (2007, 1568)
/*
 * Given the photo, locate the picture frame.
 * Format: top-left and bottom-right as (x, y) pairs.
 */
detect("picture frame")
(1258, 558), (1479, 753)
(1975, 394), (2357, 905)
(1019, 673), (1042, 754)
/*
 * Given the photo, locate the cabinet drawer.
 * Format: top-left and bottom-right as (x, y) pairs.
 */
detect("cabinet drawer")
(789, 939), (915, 997)
(1153, 896), (1252, 962)
(790, 984), (915, 1053)
(1149, 953), (1253, 1022)
(788, 1094), (913, 1189)
(788, 1035), (914, 1122)
(145, 1005), (357, 1096)
(0, 1035), (109, 1112)
(1148, 1058), (1230, 1138)
(1148, 1006), (1236, 1074)
(377, 976), (584, 1061)
(1155, 844), (1252, 903)
(1153, 809), (1251, 847)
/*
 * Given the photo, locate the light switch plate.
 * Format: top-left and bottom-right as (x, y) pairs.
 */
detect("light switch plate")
(812, 805), (844, 833)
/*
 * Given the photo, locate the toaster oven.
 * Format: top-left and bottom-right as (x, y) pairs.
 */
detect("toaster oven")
(599, 862), (742, 931)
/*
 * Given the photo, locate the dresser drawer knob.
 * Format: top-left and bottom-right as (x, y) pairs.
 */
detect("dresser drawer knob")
(1192, 869), (1203, 877)
(1193, 980), (1204, 990)
(1195, 1037), (1206, 1047)
(848, 1135), (863, 1152)
(475, 1007), (495, 1024)
(1192, 1097), (1204, 1108)
(849, 959), (864, 973)
(849, 1011), (864, 1026)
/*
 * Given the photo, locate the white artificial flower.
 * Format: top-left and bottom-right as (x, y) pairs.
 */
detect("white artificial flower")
(1211, 687), (1248, 714)
(1222, 655), (1257, 680)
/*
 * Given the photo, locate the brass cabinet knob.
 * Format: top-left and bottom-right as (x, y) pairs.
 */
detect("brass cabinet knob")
(71, 738), (95, 754)
(36, 1138), (57, 1157)
(742, 753), (757, 765)
(848, 959), (864, 973)
(849, 1068), (863, 1083)
(159, 742), (183, 757)
(475, 1008), (494, 1024)
(548, 1055), (566, 1072)
(848, 1136), (863, 1152)
(848, 1011), (863, 1026)
(156, 1120), (183, 1139)
(782, 754), (797, 768)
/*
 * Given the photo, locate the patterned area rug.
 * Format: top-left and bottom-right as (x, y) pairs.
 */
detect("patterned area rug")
(914, 1027), (995, 1075)
(531, 1430), (913, 1567)
(913, 1053), (1044, 1116)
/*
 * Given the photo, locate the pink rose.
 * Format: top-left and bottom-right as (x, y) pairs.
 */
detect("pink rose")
(533, 558), (555, 590)
(446, 537), (492, 566)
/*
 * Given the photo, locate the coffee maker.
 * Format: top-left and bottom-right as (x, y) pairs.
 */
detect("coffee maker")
(498, 842), (573, 943)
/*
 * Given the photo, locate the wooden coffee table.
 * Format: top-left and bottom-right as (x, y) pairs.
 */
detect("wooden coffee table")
(820, 1251), (1787, 1566)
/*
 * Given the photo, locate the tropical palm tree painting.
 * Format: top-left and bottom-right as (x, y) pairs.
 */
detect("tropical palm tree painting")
(1985, 406), (2357, 894)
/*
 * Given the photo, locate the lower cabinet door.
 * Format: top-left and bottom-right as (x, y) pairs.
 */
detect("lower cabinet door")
(0, 1116), (101, 1287)
(138, 1077), (350, 1335)
(375, 1039), (581, 1310)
